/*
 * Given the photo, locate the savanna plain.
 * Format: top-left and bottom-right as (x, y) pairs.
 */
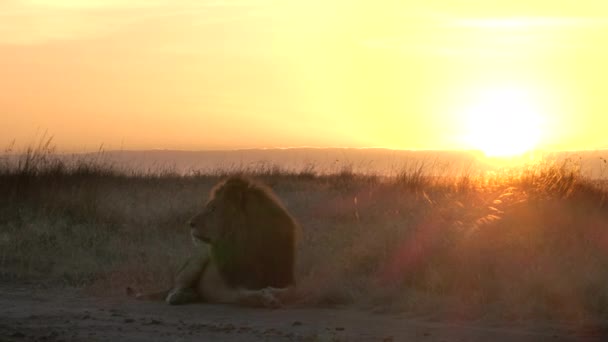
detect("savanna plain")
(2, 141), (608, 341)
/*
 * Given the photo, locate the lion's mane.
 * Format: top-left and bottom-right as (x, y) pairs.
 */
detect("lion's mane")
(203, 176), (296, 290)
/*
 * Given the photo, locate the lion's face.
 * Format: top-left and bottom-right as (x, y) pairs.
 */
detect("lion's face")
(189, 190), (239, 245)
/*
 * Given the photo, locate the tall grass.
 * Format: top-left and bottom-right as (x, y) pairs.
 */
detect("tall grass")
(2, 141), (608, 322)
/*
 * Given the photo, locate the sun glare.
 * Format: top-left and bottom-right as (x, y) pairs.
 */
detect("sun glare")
(464, 87), (544, 157)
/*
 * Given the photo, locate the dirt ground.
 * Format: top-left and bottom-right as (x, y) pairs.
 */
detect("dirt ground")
(1, 284), (607, 342)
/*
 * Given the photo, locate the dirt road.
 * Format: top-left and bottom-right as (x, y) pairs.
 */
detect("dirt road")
(1, 284), (606, 341)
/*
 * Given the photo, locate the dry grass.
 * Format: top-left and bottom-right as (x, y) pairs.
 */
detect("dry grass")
(2, 140), (608, 322)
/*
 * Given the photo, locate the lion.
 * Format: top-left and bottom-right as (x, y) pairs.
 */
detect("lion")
(127, 176), (297, 308)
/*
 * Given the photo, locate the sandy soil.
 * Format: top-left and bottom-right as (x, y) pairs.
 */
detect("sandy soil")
(1, 284), (607, 342)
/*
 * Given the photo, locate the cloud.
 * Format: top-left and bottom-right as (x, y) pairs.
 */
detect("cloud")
(0, 0), (273, 45)
(452, 16), (608, 29)
(360, 15), (608, 59)
(18, 0), (270, 10)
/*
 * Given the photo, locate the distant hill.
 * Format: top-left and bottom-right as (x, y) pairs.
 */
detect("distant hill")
(3, 147), (606, 178)
(66, 148), (608, 178)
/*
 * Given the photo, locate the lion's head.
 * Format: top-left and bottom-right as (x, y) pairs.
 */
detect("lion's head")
(188, 178), (243, 245)
(188, 176), (296, 290)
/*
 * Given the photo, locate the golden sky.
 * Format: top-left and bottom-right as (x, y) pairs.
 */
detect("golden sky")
(1, 1), (608, 153)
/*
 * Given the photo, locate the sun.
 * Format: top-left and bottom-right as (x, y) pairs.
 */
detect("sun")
(463, 87), (544, 157)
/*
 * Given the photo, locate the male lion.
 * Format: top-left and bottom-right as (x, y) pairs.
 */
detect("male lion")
(128, 176), (297, 307)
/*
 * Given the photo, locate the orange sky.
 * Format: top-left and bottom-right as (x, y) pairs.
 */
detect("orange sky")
(1, 1), (608, 153)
